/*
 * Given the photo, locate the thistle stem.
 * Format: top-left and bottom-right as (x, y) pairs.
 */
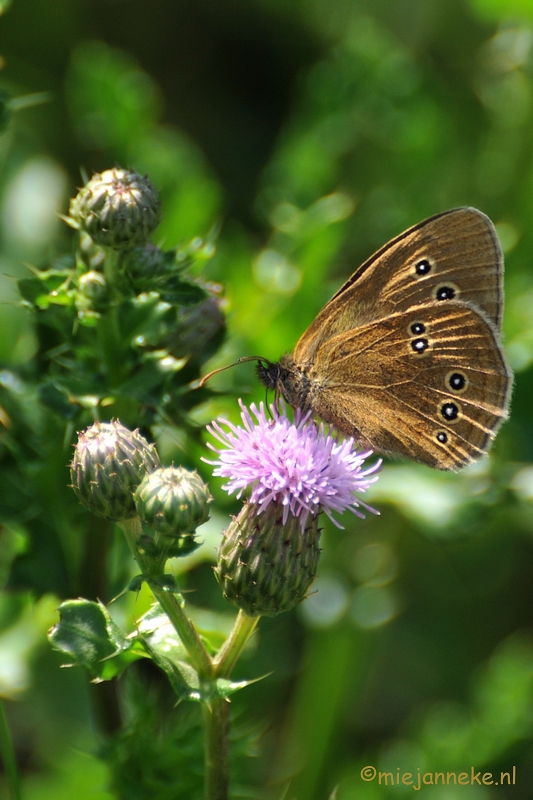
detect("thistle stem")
(102, 245), (120, 287)
(96, 249), (127, 386)
(119, 519), (261, 800)
(0, 700), (22, 800)
(203, 696), (230, 800)
(213, 610), (260, 678)
(118, 518), (213, 678)
(153, 589), (213, 678)
(96, 307), (124, 387)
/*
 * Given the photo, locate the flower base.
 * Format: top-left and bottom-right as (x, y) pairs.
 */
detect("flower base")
(215, 502), (321, 617)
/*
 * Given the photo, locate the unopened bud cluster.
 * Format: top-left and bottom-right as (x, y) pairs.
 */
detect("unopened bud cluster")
(71, 422), (212, 559)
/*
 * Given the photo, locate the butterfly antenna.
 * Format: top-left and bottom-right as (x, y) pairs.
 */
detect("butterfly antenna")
(196, 356), (270, 389)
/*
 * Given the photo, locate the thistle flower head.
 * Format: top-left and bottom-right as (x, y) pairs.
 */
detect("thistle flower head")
(68, 168), (161, 249)
(135, 466), (212, 536)
(205, 401), (381, 530)
(134, 466), (211, 557)
(70, 420), (160, 520)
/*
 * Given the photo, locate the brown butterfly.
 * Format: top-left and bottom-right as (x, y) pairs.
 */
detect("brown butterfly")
(203, 208), (513, 470)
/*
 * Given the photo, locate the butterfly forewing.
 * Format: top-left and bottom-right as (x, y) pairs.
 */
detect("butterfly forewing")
(293, 208), (503, 367)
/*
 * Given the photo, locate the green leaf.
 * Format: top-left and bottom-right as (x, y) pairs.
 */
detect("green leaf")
(17, 275), (75, 310)
(148, 574), (182, 593)
(158, 278), (207, 307)
(134, 603), (262, 702)
(141, 637), (201, 701)
(38, 382), (79, 420)
(128, 573), (147, 593)
(118, 293), (172, 342)
(48, 599), (144, 681)
(17, 277), (47, 305)
(0, 91), (11, 132)
(136, 603), (201, 701)
(117, 361), (169, 401)
(0, 524), (27, 591)
(212, 676), (264, 699)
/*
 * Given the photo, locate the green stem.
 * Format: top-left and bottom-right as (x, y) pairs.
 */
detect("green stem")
(101, 246), (120, 287)
(119, 520), (261, 799)
(207, 611), (261, 795)
(0, 699), (22, 800)
(203, 696), (230, 800)
(96, 306), (124, 387)
(96, 248), (126, 387)
(119, 518), (213, 678)
(213, 610), (260, 678)
(153, 588), (213, 678)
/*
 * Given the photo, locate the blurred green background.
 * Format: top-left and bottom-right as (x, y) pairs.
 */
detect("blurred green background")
(1, 0), (533, 797)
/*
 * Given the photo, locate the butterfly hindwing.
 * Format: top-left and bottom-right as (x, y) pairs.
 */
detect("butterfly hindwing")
(304, 302), (511, 469)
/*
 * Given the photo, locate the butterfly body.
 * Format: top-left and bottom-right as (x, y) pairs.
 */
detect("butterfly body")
(258, 208), (512, 471)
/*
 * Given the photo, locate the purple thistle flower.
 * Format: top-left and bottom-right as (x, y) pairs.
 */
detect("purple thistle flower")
(204, 400), (381, 530)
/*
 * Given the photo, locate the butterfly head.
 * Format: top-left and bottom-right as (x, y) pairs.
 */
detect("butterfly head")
(256, 355), (311, 415)
(255, 359), (283, 391)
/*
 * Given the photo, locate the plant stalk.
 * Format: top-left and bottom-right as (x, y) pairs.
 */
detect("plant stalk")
(119, 518), (213, 678)
(213, 610), (260, 678)
(96, 248), (126, 387)
(203, 696), (230, 800)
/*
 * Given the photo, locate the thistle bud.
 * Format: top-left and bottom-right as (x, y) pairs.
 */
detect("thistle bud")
(77, 231), (106, 271)
(134, 467), (211, 557)
(68, 168), (161, 249)
(78, 270), (109, 307)
(122, 243), (167, 282)
(70, 420), (160, 520)
(215, 502), (321, 617)
(167, 297), (226, 361)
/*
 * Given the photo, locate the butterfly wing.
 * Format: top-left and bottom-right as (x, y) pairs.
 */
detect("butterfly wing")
(294, 208), (503, 367)
(304, 302), (511, 470)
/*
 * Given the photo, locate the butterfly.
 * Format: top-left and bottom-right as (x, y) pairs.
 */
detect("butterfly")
(252, 208), (512, 470)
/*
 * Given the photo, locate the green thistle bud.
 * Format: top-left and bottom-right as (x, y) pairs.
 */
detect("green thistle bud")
(68, 168), (161, 249)
(168, 297), (226, 361)
(78, 270), (109, 307)
(135, 467), (211, 557)
(122, 243), (167, 282)
(70, 420), (161, 521)
(215, 502), (321, 617)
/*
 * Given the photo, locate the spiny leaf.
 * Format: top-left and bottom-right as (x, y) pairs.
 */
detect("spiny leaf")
(48, 598), (144, 681)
